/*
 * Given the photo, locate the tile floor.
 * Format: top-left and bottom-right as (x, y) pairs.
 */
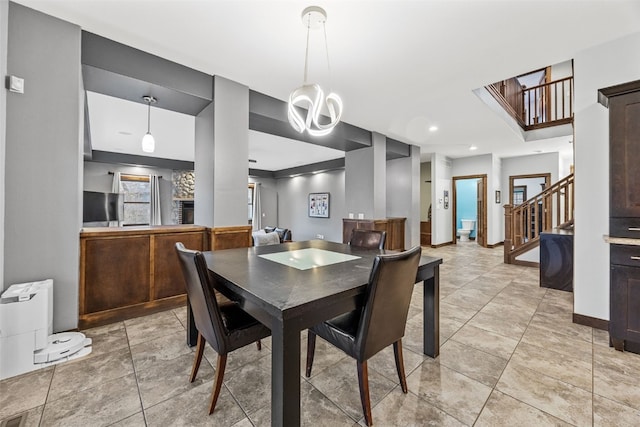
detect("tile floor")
(2, 243), (640, 426)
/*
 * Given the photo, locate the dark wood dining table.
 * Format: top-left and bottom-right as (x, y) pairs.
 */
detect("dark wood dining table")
(185, 239), (442, 426)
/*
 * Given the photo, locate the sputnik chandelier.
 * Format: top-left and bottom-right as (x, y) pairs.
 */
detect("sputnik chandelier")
(288, 6), (343, 137)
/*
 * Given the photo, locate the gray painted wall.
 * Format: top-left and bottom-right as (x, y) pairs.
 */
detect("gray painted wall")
(5, 3), (82, 331)
(194, 102), (214, 227)
(83, 161), (174, 226)
(345, 133), (386, 219)
(0, 0), (8, 292)
(277, 170), (345, 243)
(386, 145), (421, 249)
(212, 76), (249, 227)
(249, 177), (278, 228)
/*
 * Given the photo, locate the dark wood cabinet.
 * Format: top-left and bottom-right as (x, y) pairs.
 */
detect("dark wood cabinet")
(600, 80), (640, 354)
(420, 221), (431, 246)
(79, 225), (208, 328)
(342, 218), (406, 251)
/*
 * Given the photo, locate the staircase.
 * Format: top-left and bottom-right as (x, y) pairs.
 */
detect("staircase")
(504, 173), (574, 265)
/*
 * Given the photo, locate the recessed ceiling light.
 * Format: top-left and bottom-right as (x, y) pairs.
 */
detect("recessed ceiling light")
(469, 145), (478, 151)
(429, 126), (438, 132)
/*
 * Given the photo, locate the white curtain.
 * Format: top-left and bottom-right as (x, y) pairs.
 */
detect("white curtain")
(150, 174), (162, 225)
(252, 183), (262, 231)
(110, 172), (122, 227)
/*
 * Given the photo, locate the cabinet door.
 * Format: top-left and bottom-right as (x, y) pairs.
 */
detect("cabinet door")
(610, 91), (640, 218)
(610, 265), (640, 348)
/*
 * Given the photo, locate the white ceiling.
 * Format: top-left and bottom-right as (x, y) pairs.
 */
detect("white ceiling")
(18, 0), (640, 168)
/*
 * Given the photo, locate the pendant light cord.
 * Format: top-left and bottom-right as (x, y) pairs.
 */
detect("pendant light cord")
(303, 12), (311, 84)
(147, 99), (151, 133)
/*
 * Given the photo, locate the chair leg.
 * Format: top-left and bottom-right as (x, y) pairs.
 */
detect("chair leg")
(190, 333), (206, 382)
(208, 354), (227, 415)
(305, 331), (316, 378)
(256, 340), (262, 351)
(393, 339), (408, 393)
(357, 360), (373, 426)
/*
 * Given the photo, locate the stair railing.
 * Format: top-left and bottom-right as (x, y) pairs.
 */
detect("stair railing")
(522, 77), (573, 129)
(504, 173), (574, 264)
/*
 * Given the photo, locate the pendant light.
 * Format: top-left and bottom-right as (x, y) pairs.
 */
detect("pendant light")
(288, 6), (343, 137)
(142, 95), (156, 153)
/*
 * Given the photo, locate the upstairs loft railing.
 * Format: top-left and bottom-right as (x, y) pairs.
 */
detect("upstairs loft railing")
(504, 173), (574, 264)
(523, 77), (573, 129)
(486, 76), (573, 131)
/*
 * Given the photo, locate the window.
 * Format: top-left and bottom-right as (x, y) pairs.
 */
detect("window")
(248, 184), (254, 224)
(513, 185), (527, 205)
(120, 174), (150, 225)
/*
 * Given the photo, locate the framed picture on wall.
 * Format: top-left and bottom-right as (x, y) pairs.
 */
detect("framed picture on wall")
(309, 193), (330, 218)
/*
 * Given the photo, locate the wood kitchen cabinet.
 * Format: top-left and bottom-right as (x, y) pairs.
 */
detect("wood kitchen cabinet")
(342, 218), (406, 251)
(600, 80), (640, 354)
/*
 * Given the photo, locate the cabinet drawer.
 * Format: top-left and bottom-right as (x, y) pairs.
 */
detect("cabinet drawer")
(611, 244), (640, 267)
(610, 218), (640, 238)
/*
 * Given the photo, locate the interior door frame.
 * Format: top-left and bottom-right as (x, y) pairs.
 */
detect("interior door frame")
(452, 174), (488, 247)
(508, 173), (551, 205)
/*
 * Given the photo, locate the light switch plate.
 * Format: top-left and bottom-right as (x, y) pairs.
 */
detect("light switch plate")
(9, 75), (24, 94)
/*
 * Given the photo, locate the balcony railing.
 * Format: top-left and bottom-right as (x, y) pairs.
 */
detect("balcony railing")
(486, 76), (573, 131)
(522, 77), (573, 129)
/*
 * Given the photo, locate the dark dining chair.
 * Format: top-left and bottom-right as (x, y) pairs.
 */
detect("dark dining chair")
(349, 229), (387, 250)
(175, 242), (271, 414)
(305, 245), (421, 426)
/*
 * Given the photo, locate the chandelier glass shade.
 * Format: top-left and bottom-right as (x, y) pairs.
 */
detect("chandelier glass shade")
(288, 6), (342, 137)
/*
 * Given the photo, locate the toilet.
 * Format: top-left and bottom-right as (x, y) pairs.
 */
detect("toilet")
(458, 219), (476, 242)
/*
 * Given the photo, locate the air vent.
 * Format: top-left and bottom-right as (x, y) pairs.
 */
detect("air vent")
(1, 412), (27, 427)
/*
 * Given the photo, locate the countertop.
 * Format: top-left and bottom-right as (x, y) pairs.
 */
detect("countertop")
(80, 224), (207, 237)
(603, 235), (640, 246)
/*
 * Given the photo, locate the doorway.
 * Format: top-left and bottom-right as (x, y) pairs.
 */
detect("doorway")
(452, 174), (488, 247)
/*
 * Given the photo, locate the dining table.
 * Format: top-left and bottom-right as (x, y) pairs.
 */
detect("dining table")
(185, 239), (442, 426)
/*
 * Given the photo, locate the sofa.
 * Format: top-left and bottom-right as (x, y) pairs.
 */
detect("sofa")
(252, 226), (292, 246)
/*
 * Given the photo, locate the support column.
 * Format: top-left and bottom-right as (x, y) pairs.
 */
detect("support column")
(345, 132), (386, 219)
(195, 76), (251, 249)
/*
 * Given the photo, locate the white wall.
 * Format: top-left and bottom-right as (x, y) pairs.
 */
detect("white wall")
(501, 152), (559, 201)
(83, 162), (174, 226)
(491, 154), (503, 244)
(431, 153), (453, 245)
(574, 31), (640, 321)
(0, 0), (8, 292)
(277, 170), (345, 243)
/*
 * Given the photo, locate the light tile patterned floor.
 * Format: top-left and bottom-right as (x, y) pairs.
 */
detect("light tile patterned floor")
(3, 242), (640, 426)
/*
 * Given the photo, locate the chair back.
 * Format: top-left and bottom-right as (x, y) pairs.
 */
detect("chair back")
(175, 242), (229, 354)
(349, 229), (387, 250)
(355, 245), (421, 361)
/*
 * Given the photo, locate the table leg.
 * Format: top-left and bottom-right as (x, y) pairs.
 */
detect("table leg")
(423, 265), (440, 358)
(186, 297), (198, 347)
(271, 319), (301, 426)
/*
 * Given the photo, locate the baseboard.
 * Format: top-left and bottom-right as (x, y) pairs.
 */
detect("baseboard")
(573, 313), (608, 331)
(430, 241), (453, 248)
(487, 241), (504, 248)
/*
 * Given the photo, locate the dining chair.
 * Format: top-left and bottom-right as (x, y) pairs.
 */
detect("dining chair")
(349, 229), (387, 250)
(305, 245), (421, 426)
(175, 242), (271, 414)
